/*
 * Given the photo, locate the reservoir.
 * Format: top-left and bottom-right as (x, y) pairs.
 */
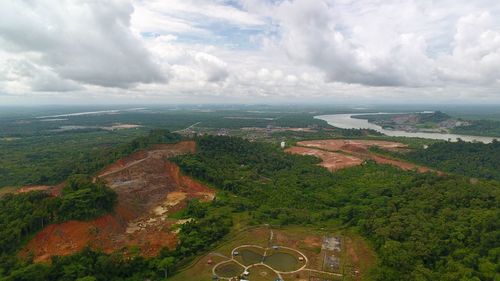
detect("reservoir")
(316, 113), (497, 143)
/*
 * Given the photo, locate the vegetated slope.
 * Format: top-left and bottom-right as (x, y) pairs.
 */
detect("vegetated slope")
(352, 111), (458, 133)
(175, 136), (500, 281)
(451, 119), (500, 137)
(0, 130), (145, 188)
(405, 140), (500, 180)
(0, 175), (116, 269)
(20, 141), (215, 262)
(0, 128), (182, 189)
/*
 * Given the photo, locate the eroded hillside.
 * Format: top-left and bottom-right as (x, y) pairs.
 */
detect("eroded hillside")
(20, 141), (215, 262)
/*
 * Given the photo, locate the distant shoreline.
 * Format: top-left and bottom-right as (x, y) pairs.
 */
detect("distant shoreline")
(316, 113), (497, 143)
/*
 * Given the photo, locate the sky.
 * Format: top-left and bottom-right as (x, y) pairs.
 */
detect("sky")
(1, 0), (500, 105)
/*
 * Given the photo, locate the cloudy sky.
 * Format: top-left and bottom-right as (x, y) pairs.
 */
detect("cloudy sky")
(1, 0), (500, 105)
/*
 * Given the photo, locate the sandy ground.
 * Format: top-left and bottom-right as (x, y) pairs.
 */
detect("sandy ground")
(21, 141), (215, 262)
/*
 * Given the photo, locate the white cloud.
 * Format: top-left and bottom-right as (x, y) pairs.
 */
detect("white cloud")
(195, 52), (229, 82)
(0, 0), (166, 88)
(437, 12), (500, 84)
(130, 0), (266, 40)
(270, 0), (500, 88)
(0, 0), (500, 104)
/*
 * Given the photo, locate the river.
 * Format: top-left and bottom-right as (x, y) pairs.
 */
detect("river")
(316, 113), (497, 143)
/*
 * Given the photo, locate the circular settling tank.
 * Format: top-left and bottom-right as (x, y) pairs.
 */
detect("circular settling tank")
(264, 251), (299, 272)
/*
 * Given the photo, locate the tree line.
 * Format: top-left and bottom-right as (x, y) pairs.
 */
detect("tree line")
(0, 175), (116, 253)
(0, 131), (230, 281)
(405, 139), (500, 180)
(1, 134), (498, 280)
(174, 136), (500, 280)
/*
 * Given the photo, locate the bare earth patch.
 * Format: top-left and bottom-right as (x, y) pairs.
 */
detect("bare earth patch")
(16, 185), (53, 194)
(15, 183), (64, 197)
(285, 146), (363, 171)
(298, 139), (408, 152)
(20, 141), (215, 262)
(287, 139), (435, 173)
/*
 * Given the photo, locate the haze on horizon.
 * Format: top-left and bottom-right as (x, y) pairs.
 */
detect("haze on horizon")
(1, 0), (500, 105)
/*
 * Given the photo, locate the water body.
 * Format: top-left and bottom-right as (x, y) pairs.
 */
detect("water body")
(316, 113), (497, 143)
(264, 252), (299, 272)
(240, 249), (264, 265)
(37, 108), (146, 119)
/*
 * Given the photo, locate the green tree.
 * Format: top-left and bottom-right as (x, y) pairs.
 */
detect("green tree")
(157, 257), (175, 279)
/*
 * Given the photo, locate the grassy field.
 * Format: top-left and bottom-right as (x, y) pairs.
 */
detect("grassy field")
(170, 225), (375, 281)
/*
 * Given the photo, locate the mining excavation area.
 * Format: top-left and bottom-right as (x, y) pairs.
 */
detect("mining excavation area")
(20, 141), (215, 262)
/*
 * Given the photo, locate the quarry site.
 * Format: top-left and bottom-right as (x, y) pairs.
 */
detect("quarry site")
(19, 141), (215, 262)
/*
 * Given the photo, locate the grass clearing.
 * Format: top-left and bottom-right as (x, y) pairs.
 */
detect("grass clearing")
(170, 225), (376, 281)
(214, 261), (244, 278)
(248, 265), (279, 281)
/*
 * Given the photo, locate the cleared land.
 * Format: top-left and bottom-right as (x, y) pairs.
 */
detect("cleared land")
(287, 139), (433, 173)
(14, 183), (64, 197)
(298, 139), (408, 152)
(20, 141), (215, 262)
(170, 226), (375, 281)
(285, 146), (363, 171)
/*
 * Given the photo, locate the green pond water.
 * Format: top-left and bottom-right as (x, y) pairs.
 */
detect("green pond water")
(264, 252), (299, 272)
(240, 249), (264, 265)
(238, 247), (300, 272)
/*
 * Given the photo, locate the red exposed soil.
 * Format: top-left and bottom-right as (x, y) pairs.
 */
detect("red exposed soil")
(21, 141), (215, 262)
(16, 185), (52, 193)
(369, 155), (431, 173)
(285, 146), (363, 171)
(16, 183), (64, 197)
(303, 236), (322, 248)
(287, 139), (435, 173)
(298, 139), (408, 152)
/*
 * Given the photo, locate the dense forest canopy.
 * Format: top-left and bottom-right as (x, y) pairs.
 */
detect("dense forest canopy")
(174, 136), (500, 281)
(58, 175), (117, 221)
(405, 140), (500, 181)
(0, 191), (231, 281)
(0, 130), (231, 281)
(452, 119), (500, 137)
(0, 175), (116, 255)
(0, 108), (332, 189)
(0, 129), (181, 188)
(0, 129), (499, 280)
(0, 175), (117, 280)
